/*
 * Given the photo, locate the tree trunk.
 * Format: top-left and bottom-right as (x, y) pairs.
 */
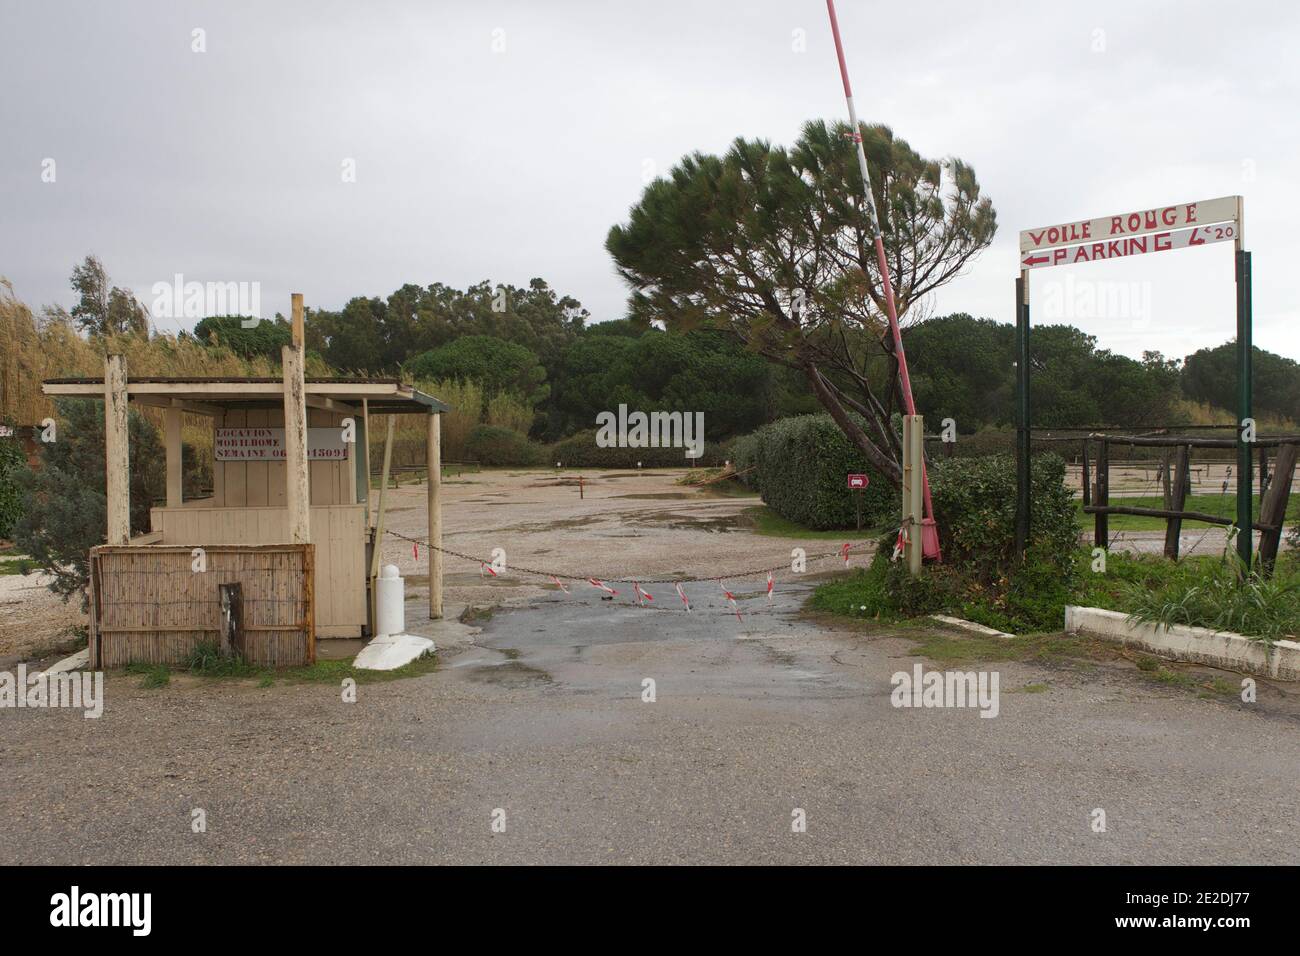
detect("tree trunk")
(803, 361), (902, 485)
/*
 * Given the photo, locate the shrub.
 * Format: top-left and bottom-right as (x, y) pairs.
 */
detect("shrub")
(0, 427), (23, 539)
(726, 432), (761, 489)
(930, 453), (1079, 579)
(485, 391), (536, 435)
(810, 535), (960, 620)
(13, 399), (165, 606)
(811, 455), (1082, 633)
(813, 541), (1076, 634)
(744, 414), (895, 530)
(465, 425), (544, 467)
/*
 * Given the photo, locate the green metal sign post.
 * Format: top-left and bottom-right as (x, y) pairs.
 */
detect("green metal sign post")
(1235, 248), (1253, 569)
(1014, 276), (1030, 556)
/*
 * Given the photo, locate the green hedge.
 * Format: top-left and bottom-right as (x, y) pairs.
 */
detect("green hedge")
(744, 414), (895, 530)
(548, 429), (725, 468)
(930, 453), (1079, 578)
(465, 426), (544, 467)
(0, 433), (24, 539)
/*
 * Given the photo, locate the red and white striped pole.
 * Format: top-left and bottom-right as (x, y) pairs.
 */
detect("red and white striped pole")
(825, 0), (940, 560)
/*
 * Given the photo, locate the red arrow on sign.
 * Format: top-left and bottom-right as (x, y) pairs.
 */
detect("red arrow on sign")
(1022, 254), (1051, 267)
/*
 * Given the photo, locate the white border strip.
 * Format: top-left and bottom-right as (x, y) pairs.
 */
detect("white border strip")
(929, 615), (1015, 639)
(1064, 605), (1300, 681)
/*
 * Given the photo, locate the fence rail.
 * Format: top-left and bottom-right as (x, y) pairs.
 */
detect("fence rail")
(1080, 434), (1297, 570)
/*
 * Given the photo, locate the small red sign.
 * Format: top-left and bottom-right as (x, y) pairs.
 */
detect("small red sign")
(847, 474), (869, 489)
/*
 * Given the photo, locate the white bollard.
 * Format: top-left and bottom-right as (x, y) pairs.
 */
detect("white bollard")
(376, 564), (405, 637)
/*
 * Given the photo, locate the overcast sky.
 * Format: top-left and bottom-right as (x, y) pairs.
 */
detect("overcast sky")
(2, 0), (1297, 360)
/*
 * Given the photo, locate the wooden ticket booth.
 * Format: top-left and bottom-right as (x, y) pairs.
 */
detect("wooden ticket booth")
(42, 309), (447, 667)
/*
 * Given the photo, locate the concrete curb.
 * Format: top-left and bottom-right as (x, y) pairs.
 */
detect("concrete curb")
(929, 615), (1015, 639)
(1064, 605), (1300, 681)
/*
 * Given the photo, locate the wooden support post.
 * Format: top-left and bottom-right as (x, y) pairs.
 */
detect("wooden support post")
(909, 415), (924, 575)
(291, 290), (305, 345)
(1094, 439), (1109, 551)
(427, 412), (443, 619)
(361, 398), (373, 518)
(1163, 444), (1191, 560)
(218, 582), (243, 657)
(368, 415), (395, 634)
(1080, 440), (1091, 507)
(104, 354), (130, 545)
(902, 414), (924, 575)
(164, 404), (183, 508)
(302, 544), (316, 664)
(282, 293), (310, 545)
(1160, 450), (1172, 511)
(1257, 442), (1297, 573)
(1259, 446), (1270, 500)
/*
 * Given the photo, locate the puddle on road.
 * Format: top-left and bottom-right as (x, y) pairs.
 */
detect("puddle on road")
(635, 512), (752, 533)
(464, 660), (554, 687)
(500, 515), (606, 534)
(447, 645), (555, 686)
(611, 492), (693, 500)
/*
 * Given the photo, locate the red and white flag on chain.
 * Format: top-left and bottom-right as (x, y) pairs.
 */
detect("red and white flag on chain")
(721, 583), (742, 622)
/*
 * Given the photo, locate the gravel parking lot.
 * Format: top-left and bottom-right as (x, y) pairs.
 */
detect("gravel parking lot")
(2, 469), (1297, 865)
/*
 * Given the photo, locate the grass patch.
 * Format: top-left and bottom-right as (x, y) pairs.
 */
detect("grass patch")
(125, 663), (171, 688)
(1139, 662), (1236, 697)
(1123, 552), (1300, 644)
(905, 629), (1112, 667)
(745, 505), (876, 540)
(0, 556), (32, 575)
(272, 653), (439, 685)
(185, 640), (263, 678)
(459, 604), (496, 624)
(812, 546), (1300, 642)
(119, 641), (439, 688)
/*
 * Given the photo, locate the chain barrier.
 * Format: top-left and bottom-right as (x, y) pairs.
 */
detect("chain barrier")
(384, 527), (877, 586)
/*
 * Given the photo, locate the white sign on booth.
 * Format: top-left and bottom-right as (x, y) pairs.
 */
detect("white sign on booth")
(215, 427), (349, 461)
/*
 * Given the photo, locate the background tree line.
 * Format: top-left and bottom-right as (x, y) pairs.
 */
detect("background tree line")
(4, 257), (1298, 464)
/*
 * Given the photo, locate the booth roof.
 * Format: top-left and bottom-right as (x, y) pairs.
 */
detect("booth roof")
(41, 376), (450, 414)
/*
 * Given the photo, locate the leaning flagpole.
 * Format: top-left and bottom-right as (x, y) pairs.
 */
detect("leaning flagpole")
(824, 0), (939, 559)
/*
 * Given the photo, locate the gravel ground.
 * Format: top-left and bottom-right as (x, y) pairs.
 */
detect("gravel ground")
(2, 585), (1297, 865)
(0, 568), (83, 665)
(374, 467), (861, 612)
(2, 468), (1297, 865)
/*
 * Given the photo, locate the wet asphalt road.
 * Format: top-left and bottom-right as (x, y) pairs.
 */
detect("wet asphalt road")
(2, 585), (1299, 865)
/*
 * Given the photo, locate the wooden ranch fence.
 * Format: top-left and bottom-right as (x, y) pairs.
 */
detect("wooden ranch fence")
(88, 543), (315, 668)
(1080, 435), (1298, 570)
